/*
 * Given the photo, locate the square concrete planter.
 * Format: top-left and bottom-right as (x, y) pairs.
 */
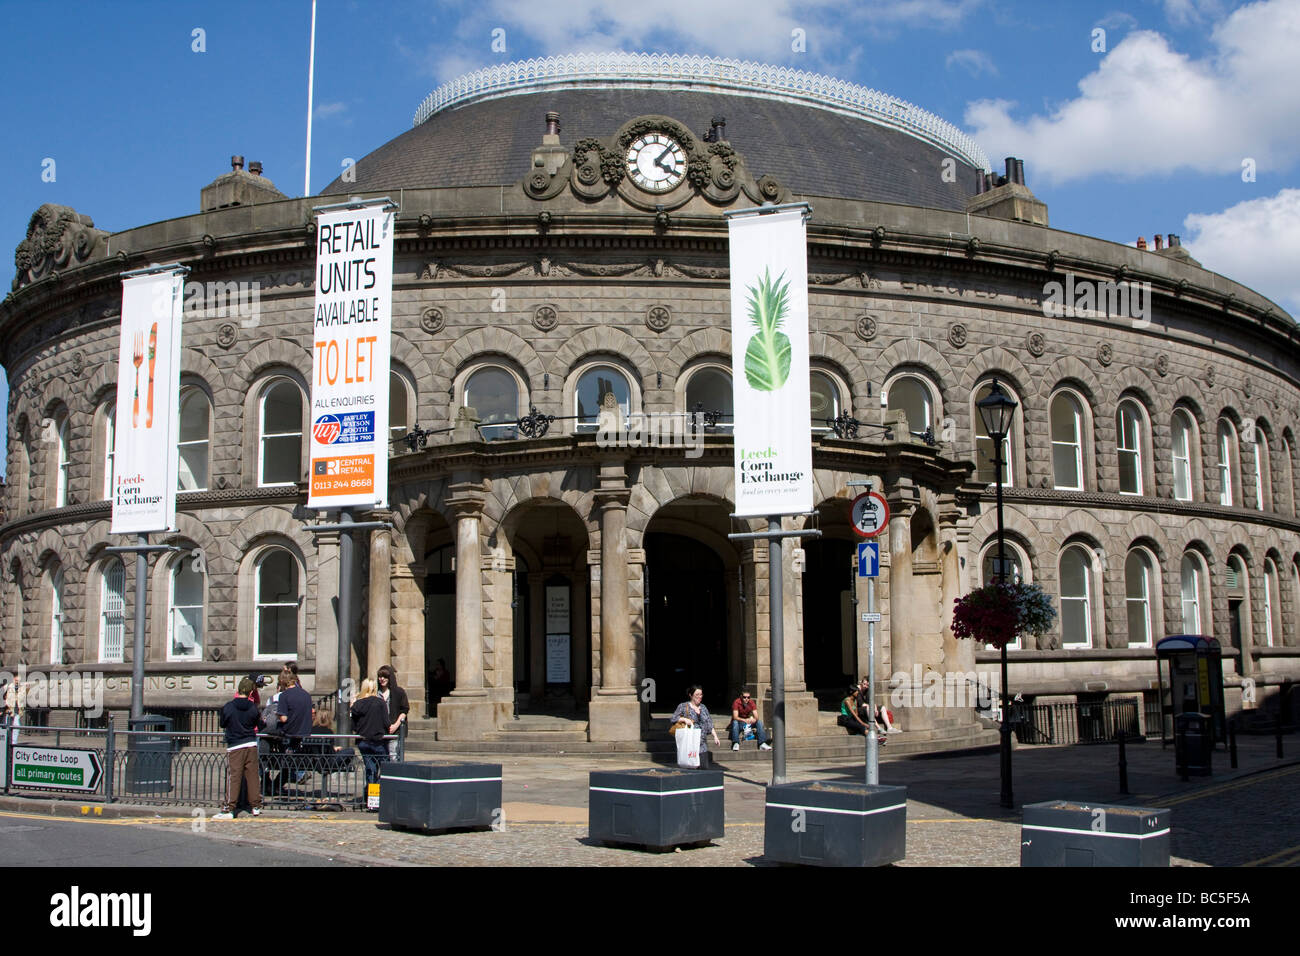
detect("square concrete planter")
(589, 768), (725, 849)
(1021, 800), (1170, 866)
(378, 762), (503, 832)
(763, 781), (907, 867)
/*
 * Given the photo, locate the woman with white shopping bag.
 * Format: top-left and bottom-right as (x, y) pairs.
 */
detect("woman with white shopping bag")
(669, 686), (720, 769)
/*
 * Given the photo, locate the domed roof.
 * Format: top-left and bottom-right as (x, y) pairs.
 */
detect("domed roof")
(321, 53), (988, 211)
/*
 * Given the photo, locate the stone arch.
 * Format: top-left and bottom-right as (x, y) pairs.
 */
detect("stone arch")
(432, 327), (546, 403)
(224, 507), (316, 567)
(1122, 513), (1170, 561)
(1169, 377), (1211, 424)
(85, 364), (120, 409)
(234, 337), (312, 391)
(627, 481), (734, 547)
(1040, 355), (1103, 406)
(390, 480), (455, 535)
(956, 345), (1035, 400)
(390, 335), (437, 422)
(663, 328), (732, 392)
(870, 338), (957, 405)
(549, 326), (655, 386)
(32, 527), (72, 572)
(1055, 509), (1111, 553)
(809, 332), (870, 407)
(1108, 367), (1160, 414)
(159, 513), (226, 579)
(484, 473), (595, 537)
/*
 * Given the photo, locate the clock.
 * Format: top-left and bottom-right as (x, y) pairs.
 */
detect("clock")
(626, 133), (687, 192)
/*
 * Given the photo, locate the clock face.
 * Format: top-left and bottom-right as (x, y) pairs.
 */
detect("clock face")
(626, 133), (687, 192)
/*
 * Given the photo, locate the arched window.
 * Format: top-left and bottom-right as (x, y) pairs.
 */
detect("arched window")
(1116, 401), (1144, 495)
(178, 387), (211, 492)
(809, 370), (840, 433)
(1217, 419), (1237, 506)
(981, 543), (1026, 587)
(465, 365), (521, 440)
(886, 375), (935, 440)
(1059, 545), (1094, 648)
(685, 366), (734, 433)
(1254, 430), (1271, 511)
(258, 379), (303, 486)
(1180, 553), (1204, 634)
(1294, 560), (1300, 636)
(389, 370), (412, 446)
(55, 417), (70, 507)
(49, 566), (64, 665)
(102, 406), (116, 500)
(1050, 392), (1085, 491)
(99, 559), (126, 663)
(1263, 558), (1280, 647)
(1171, 409), (1196, 501)
(168, 553), (205, 661)
(974, 381), (1017, 485)
(1124, 550), (1155, 647)
(254, 549), (299, 658)
(575, 365), (630, 432)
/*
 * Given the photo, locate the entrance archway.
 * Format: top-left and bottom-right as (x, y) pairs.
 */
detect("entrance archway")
(802, 499), (858, 702)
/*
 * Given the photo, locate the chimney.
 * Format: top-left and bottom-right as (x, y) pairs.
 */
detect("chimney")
(231, 155), (244, 172)
(966, 156), (1047, 225)
(1153, 234), (1163, 250)
(1168, 234), (1180, 247)
(705, 115), (727, 142)
(1014, 158), (1025, 186)
(545, 111), (560, 136)
(201, 153), (286, 212)
(1137, 236), (1147, 250)
(248, 161), (263, 176)
(1004, 157), (1016, 183)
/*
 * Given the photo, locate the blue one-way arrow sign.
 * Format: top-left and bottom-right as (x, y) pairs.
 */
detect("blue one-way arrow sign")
(857, 542), (879, 577)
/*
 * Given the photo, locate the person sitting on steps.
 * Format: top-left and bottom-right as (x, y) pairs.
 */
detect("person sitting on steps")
(729, 689), (772, 751)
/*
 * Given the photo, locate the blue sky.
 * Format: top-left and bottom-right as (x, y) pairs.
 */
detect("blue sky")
(3, 0), (1298, 473)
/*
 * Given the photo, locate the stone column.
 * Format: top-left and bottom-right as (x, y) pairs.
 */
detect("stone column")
(366, 515), (392, 677)
(313, 526), (342, 695)
(888, 503), (917, 723)
(436, 481), (496, 739)
(391, 561), (426, 718)
(573, 572), (590, 705)
(779, 524), (818, 737)
(588, 457), (640, 741)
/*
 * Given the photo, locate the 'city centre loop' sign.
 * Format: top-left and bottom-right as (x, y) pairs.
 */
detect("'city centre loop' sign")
(9, 746), (103, 792)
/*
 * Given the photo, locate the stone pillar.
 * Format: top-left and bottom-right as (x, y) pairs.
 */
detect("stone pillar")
(392, 561), (426, 718)
(573, 572), (590, 705)
(588, 457), (640, 741)
(778, 525), (818, 738)
(888, 504), (917, 723)
(436, 481), (496, 739)
(366, 516), (391, 678)
(485, 548), (515, 724)
(313, 526), (342, 695)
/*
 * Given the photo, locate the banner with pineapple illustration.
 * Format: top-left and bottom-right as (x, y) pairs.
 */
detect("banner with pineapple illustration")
(727, 208), (813, 517)
(111, 270), (184, 534)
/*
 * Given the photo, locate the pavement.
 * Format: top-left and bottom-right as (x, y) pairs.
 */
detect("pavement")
(3, 733), (1296, 866)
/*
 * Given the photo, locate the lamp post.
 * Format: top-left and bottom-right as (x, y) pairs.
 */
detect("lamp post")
(977, 378), (1018, 810)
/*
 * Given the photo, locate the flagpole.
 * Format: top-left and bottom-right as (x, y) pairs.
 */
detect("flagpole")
(304, 0), (317, 197)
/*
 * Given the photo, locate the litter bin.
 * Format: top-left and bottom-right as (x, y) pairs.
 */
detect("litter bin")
(1174, 712), (1211, 777)
(126, 714), (175, 794)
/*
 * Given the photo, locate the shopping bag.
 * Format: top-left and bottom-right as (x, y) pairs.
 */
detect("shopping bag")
(676, 727), (701, 768)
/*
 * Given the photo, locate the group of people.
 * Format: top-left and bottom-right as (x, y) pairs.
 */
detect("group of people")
(215, 663), (410, 818)
(667, 677), (901, 766)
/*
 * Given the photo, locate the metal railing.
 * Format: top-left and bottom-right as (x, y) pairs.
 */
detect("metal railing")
(3, 718), (401, 811)
(1011, 698), (1142, 746)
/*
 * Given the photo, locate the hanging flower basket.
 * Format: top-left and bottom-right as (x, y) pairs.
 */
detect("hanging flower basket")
(953, 581), (1057, 650)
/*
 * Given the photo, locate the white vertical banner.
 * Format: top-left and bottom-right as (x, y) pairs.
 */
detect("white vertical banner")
(308, 205), (393, 509)
(728, 209), (813, 517)
(111, 270), (184, 534)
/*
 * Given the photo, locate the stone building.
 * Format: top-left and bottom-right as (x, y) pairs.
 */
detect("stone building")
(2, 54), (1298, 747)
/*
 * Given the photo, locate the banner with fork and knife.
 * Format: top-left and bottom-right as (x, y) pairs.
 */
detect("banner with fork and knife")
(110, 268), (184, 534)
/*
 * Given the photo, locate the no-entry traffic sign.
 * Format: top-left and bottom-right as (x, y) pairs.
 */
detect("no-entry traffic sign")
(9, 745), (103, 792)
(850, 491), (890, 538)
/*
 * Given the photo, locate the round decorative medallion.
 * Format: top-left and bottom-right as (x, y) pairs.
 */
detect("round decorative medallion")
(533, 305), (558, 332)
(856, 315), (878, 342)
(216, 323), (237, 350)
(645, 305), (671, 333)
(527, 172), (549, 193)
(1155, 353), (1170, 377)
(421, 307), (445, 334)
(1206, 364), (1216, 387)
(71, 351), (84, 376)
(577, 163), (600, 186)
(714, 167), (735, 189)
(1026, 331), (1046, 357)
(758, 175), (781, 200)
(1097, 343), (1113, 366)
(948, 323), (968, 348)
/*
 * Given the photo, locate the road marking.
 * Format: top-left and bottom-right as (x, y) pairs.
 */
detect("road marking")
(1145, 765), (1300, 808)
(1244, 843), (1300, 867)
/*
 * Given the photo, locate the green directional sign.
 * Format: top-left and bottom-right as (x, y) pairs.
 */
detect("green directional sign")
(9, 746), (103, 792)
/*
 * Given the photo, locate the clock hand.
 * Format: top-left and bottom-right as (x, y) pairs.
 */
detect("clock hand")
(654, 146), (676, 172)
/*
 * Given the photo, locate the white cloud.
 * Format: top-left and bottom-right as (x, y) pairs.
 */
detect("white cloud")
(1161, 0), (1226, 28)
(1095, 11), (1139, 31)
(964, 0), (1300, 184)
(946, 48), (998, 76)
(1184, 188), (1300, 316)
(314, 101), (348, 119)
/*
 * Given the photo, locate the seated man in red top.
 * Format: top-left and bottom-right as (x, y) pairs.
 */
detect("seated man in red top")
(729, 689), (772, 751)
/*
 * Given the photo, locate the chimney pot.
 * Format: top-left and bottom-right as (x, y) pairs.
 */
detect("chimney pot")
(1169, 233), (1180, 247)
(1137, 237), (1147, 250)
(545, 111), (560, 135)
(231, 155), (244, 172)
(1014, 158), (1025, 185)
(248, 161), (263, 176)
(1154, 234), (1163, 250)
(1005, 157), (1016, 181)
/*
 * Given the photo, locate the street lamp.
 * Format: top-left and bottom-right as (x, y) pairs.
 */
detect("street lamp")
(976, 378), (1018, 810)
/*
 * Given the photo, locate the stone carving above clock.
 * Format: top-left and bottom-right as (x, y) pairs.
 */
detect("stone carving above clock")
(522, 113), (783, 211)
(12, 204), (109, 292)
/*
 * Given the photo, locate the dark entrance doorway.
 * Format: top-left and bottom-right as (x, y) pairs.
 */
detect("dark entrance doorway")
(802, 537), (856, 693)
(424, 543), (455, 713)
(645, 532), (728, 710)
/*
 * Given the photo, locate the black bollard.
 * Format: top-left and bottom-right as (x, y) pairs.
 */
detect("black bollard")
(1117, 730), (1130, 795)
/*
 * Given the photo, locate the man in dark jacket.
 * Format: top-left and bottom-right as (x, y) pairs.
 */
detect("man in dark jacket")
(215, 678), (264, 819)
